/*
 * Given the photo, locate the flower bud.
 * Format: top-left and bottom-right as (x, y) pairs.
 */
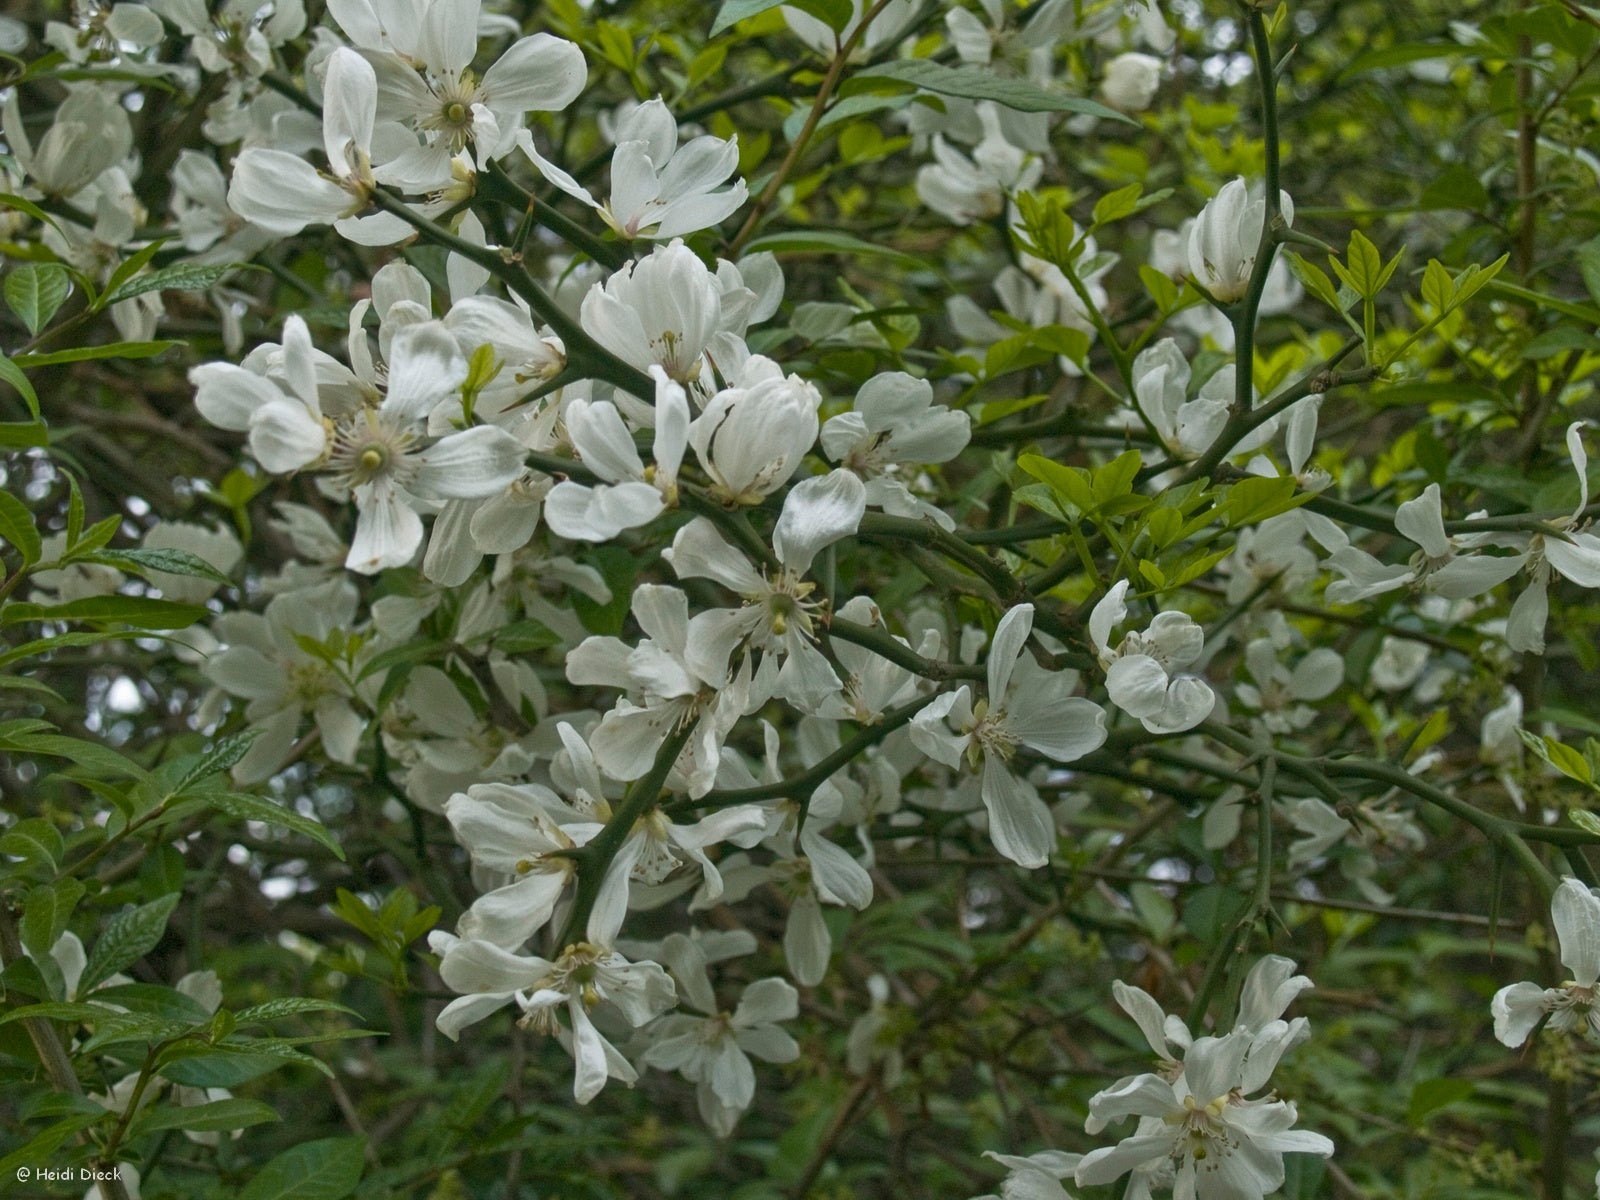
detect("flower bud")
(1100, 52), (1163, 112)
(1186, 177), (1295, 303)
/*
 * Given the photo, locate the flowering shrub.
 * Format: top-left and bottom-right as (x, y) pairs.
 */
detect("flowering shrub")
(2, 1), (1599, 1197)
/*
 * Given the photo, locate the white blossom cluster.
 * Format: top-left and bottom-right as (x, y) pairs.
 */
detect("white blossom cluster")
(10, 0), (1600, 1190)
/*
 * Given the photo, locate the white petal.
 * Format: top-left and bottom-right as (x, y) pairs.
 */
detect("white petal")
(784, 893), (831, 986)
(481, 33), (587, 115)
(772, 469), (866, 574)
(439, 938), (547, 993)
(412, 426), (526, 498)
(382, 322), (469, 422)
(1490, 980), (1553, 1047)
(732, 977), (798, 1028)
(1105, 654), (1169, 719)
(987, 602), (1033, 701)
(248, 399), (326, 473)
(346, 480), (423, 573)
(1554, 877), (1600, 987)
(322, 48), (376, 178)
(227, 149), (351, 235)
(1394, 484), (1451, 559)
(979, 756), (1053, 869)
(1546, 531), (1600, 589)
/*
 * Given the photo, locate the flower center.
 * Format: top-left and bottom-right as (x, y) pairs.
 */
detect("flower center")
(327, 411), (418, 490)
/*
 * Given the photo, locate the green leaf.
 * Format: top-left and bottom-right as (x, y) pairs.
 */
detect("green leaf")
(0, 1001), (126, 1027)
(852, 60), (1135, 123)
(12, 340), (181, 368)
(740, 229), (928, 271)
(0, 353), (40, 418)
(1484, 280), (1600, 325)
(20, 878), (85, 958)
(234, 998), (361, 1024)
(90, 983), (214, 1021)
(0, 595), (208, 629)
(1018, 453), (1094, 513)
(205, 793), (346, 861)
(4, 263), (71, 335)
(0, 192), (65, 234)
(710, 0), (849, 36)
(489, 618), (561, 654)
(1221, 476), (1310, 527)
(157, 1044), (315, 1087)
(0, 421), (48, 448)
(1522, 327), (1599, 360)
(2, 732), (149, 779)
(78, 893), (182, 994)
(0, 489), (42, 565)
(0, 818), (65, 873)
(1570, 808), (1600, 838)
(239, 1136), (367, 1200)
(1286, 253), (1347, 313)
(0, 629), (154, 669)
(103, 262), (242, 306)
(1091, 450), (1142, 506)
(0, 1113), (106, 1180)
(83, 547), (233, 587)
(173, 730), (259, 792)
(1519, 730), (1595, 785)
(130, 1097), (280, 1135)
(94, 238), (166, 310)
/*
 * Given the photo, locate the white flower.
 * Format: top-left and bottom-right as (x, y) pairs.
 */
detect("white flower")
(782, 0), (918, 61)
(916, 105), (1041, 225)
(580, 239), (724, 385)
(820, 371), (970, 528)
(442, 295), (567, 400)
(1088, 581), (1215, 733)
(947, 237), (1112, 379)
(1492, 877), (1600, 1047)
(1076, 1031), (1333, 1199)
(1506, 422), (1600, 653)
(566, 584), (750, 798)
(823, 595), (925, 723)
(911, 604), (1107, 868)
(1325, 483), (1522, 606)
(227, 48), (378, 236)
(192, 315), (528, 573)
(1234, 639), (1343, 734)
(2, 85), (132, 196)
(1130, 339), (1228, 460)
(444, 781), (587, 947)
(525, 97), (747, 239)
(1187, 177), (1294, 304)
(148, 0), (305, 77)
(547, 723), (768, 934)
(1109, 955), (1313, 1090)
(169, 150), (277, 264)
(641, 973), (799, 1136)
(545, 368), (689, 541)
(663, 492), (861, 711)
(434, 937), (675, 1103)
(333, 0), (584, 187)
(707, 782), (874, 986)
(688, 355), (821, 504)
(205, 579), (367, 783)
(1100, 52), (1163, 112)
